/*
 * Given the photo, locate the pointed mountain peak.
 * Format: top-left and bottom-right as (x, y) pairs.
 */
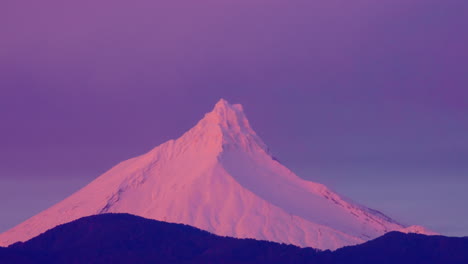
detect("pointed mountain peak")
(203, 99), (250, 131)
(212, 98), (244, 115)
(182, 99), (268, 153)
(214, 98), (230, 109)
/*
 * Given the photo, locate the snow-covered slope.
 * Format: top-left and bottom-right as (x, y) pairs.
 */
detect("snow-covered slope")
(0, 99), (432, 250)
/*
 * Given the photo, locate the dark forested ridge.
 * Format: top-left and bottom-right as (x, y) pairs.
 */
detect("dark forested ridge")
(1, 213), (467, 264)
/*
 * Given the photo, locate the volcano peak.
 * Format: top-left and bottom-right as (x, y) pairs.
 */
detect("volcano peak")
(0, 100), (433, 250)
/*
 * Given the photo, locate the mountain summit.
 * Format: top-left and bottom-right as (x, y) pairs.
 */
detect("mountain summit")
(0, 99), (432, 249)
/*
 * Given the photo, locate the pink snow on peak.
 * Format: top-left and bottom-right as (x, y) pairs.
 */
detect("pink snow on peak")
(0, 99), (435, 250)
(202, 99), (255, 136)
(186, 99), (268, 153)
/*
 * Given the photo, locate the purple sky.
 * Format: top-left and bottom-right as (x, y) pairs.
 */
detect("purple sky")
(1, 0), (467, 236)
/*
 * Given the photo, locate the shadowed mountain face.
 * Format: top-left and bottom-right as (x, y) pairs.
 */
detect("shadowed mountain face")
(1, 214), (467, 264)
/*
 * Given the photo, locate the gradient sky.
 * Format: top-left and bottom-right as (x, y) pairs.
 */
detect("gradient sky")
(1, 0), (467, 237)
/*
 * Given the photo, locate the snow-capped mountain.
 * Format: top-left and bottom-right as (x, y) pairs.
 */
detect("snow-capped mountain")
(0, 99), (432, 250)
